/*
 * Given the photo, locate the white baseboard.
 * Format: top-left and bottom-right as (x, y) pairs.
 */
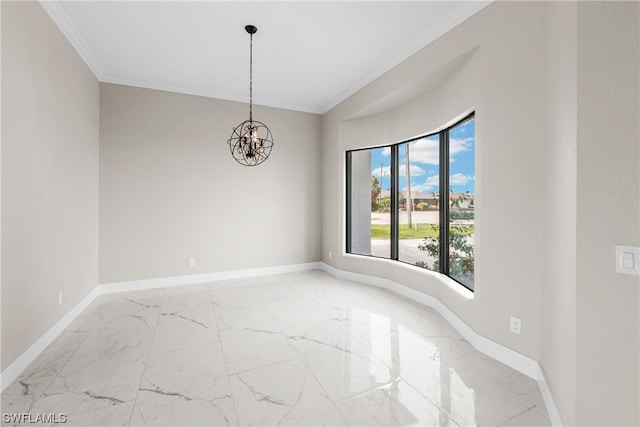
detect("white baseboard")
(318, 262), (563, 426)
(0, 262), (319, 392)
(97, 262), (323, 294)
(536, 366), (565, 427)
(0, 287), (99, 391)
(0, 260), (563, 426)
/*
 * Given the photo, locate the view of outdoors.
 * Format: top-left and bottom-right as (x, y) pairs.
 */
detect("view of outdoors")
(348, 116), (475, 290)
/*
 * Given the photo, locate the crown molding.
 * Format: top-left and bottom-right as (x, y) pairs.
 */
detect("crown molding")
(39, 0), (105, 80)
(101, 74), (323, 115)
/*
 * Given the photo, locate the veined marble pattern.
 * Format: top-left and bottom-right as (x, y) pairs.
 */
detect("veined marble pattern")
(1, 270), (551, 426)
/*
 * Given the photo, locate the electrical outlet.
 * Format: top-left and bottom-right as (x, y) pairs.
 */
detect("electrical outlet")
(58, 292), (63, 306)
(510, 316), (521, 335)
(329, 251), (332, 259)
(188, 257), (196, 267)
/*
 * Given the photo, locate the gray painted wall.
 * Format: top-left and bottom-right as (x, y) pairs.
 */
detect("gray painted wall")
(99, 83), (322, 284)
(542, 1), (578, 423)
(1, 1), (100, 371)
(322, 1), (639, 424)
(575, 2), (639, 424)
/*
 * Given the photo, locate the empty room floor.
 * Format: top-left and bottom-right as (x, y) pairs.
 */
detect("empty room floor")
(1, 270), (550, 426)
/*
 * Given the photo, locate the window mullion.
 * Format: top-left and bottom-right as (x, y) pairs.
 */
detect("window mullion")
(345, 151), (352, 254)
(439, 130), (450, 275)
(390, 145), (399, 260)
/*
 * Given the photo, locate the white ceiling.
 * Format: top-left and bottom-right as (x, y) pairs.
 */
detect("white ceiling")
(42, 1), (490, 114)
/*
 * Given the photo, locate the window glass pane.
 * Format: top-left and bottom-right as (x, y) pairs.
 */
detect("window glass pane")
(398, 135), (440, 270)
(448, 117), (475, 289)
(348, 147), (390, 258)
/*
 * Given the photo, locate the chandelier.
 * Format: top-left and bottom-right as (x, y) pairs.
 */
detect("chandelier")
(227, 25), (274, 166)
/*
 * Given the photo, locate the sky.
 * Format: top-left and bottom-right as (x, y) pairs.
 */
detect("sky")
(371, 117), (475, 195)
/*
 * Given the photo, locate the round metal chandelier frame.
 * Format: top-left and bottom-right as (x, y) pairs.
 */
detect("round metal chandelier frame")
(227, 25), (274, 167)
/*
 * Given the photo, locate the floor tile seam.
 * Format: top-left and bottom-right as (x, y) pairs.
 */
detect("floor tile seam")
(130, 404), (148, 427)
(496, 403), (539, 426)
(330, 379), (397, 405)
(31, 319), (104, 405)
(450, 350), (542, 408)
(388, 371), (458, 423)
(156, 308), (218, 331)
(225, 355), (303, 378)
(281, 328), (353, 427)
(126, 288), (167, 427)
(2, 374), (58, 414)
(249, 282), (312, 376)
(55, 293), (120, 363)
(58, 397), (137, 420)
(147, 338), (222, 356)
(208, 289), (241, 427)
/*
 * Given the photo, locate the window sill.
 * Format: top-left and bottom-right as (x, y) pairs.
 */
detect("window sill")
(342, 252), (474, 300)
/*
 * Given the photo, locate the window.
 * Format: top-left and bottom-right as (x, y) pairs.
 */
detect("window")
(346, 113), (475, 290)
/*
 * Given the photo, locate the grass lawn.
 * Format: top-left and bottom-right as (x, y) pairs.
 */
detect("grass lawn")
(370, 223), (474, 239)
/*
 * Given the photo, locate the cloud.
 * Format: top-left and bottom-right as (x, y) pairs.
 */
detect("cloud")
(404, 174), (440, 193)
(406, 136), (473, 165)
(372, 164), (425, 177)
(450, 137), (473, 162)
(407, 138), (439, 165)
(449, 173), (474, 187)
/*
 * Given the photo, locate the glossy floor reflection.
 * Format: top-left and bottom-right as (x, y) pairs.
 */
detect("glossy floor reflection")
(1, 270), (551, 426)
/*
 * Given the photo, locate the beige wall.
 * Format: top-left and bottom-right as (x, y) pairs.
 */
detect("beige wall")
(99, 83), (322, 283)
(575, 2), (639, 424)
(322, 1), (639, 424)
(542, 1), (578, 424)
(323, 1), (546, 362)
(1, 1), (99, 370)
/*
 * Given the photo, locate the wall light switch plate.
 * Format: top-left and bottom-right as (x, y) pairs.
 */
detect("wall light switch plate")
(188, 257), (196, 267)
(615, 245), (640, 276)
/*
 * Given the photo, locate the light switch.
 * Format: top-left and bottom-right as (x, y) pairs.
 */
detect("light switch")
(622, 252), (635, 269)
(616, 245), (640, 276)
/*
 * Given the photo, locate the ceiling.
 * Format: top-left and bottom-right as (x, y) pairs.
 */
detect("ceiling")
(42, 1), (490, 114)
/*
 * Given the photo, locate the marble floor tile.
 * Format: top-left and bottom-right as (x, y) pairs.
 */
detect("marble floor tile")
(210, 285), (265, 317)
(335, 380), (456, 426)
(133, 394), (236, 427)
(215, 308), (280, 333)
(135, 342), (236, 426)
(1, 270), (551, 426)
(218, 328), (299, 375)
(499, 405), (551, 426)
(12, 330), (88, 382)
(1, 374), (57, 415)
(89, 297), (161, 338)
(289, 328), (396, 401)
(455, 350), (547, 408)
(229, 358), (347, 426)
(60, 400), (135, 426)
(437, 359), (536, 426)
(149, 294), (219, 353)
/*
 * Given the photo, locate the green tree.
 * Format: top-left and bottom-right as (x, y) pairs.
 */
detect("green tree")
(371, 176), (381, 210)
(416, 225), (474, 286)
(417, 190), (475, 288)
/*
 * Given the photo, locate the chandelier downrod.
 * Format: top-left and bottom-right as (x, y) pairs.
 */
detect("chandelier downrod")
(246, 25), (256, 123)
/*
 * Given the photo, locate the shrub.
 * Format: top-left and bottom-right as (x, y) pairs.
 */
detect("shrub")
(417, 224), (474, 285)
